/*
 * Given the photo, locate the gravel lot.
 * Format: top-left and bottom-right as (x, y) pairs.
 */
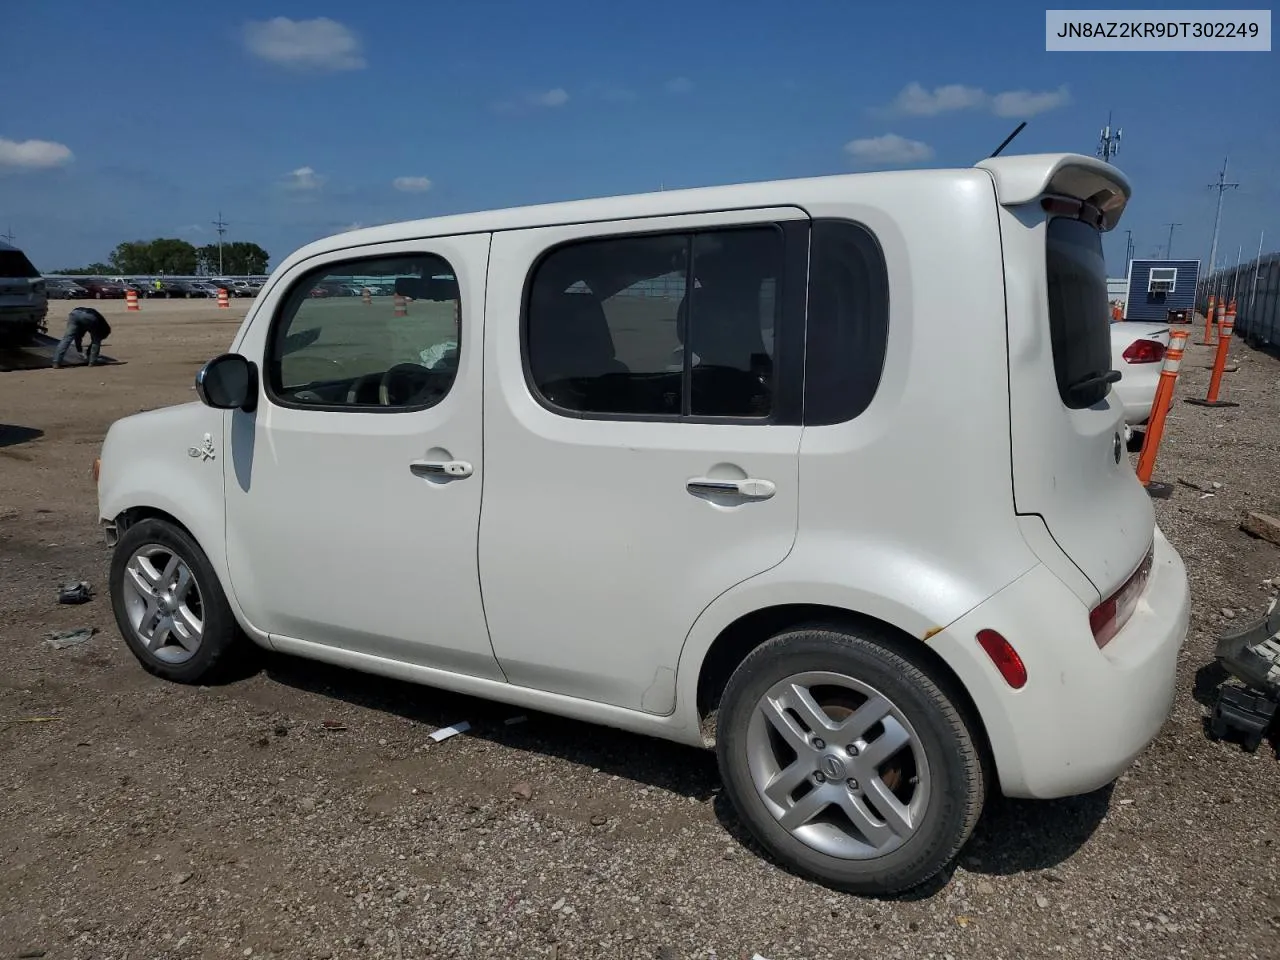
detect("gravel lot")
(2, 302), (1279, 960)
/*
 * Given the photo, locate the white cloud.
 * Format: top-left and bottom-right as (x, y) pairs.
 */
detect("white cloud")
(844, 133), (934, 165)
(243, 17), (365, 71)
(665, 77), (694, 94)
(0, 137), (74, 170)
(991, 85), (1071, 118)
(392, 176), (433, 193)
(882, 81), (1071, 119)
(889, 82), (986, 116)
(528, 88), (569, 107)
(283, 166), (325, 190)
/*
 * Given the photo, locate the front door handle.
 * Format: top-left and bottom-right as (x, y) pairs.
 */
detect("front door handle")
(686, 477), (776, 501)
(409, 459), (473, 479)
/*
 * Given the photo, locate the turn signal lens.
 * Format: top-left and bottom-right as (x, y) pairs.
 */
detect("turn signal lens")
(975, 629), (1028, 689)
(92, 458), (100, 483)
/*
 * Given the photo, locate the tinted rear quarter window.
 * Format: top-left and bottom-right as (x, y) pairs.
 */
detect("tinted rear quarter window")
(0, 250), (40, 279)
(1045, 217), (1113, 409)
(802, 219), (891, 425)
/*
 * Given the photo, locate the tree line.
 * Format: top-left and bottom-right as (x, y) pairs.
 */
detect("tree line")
(55, 238), (269, 277)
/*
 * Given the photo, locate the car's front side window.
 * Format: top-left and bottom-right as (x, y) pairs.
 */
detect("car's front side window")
(265, 253), (462, 411)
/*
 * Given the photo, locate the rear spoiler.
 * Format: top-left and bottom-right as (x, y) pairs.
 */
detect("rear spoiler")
(974, 153), (1131, 232)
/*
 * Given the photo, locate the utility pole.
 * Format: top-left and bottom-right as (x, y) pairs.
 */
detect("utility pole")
(1230, 244), (1243, 304)
(1163, 222), (1181, 259)
(1097, 111), (1122, 164)
(1123, 229), (1135, 272)
(1205, 155), (1239, 279)
(0, 226), (14, 245)
(1249, 230), (1265, 312)
(212, 211), (228, 276)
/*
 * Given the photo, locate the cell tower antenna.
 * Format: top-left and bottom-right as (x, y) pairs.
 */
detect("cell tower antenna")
(1097, 111), (1122, 163)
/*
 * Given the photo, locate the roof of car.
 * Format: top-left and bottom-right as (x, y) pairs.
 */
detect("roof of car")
(273, 152), (1131, 275)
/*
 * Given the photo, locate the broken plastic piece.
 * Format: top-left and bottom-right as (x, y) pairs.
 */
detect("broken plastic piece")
(1216, 596), (1280, 695)
(45, 627), (96, 649)
(429, 721), (470, 742)
(57, 581), (92, 604)
(1208, 686), (1277, 753)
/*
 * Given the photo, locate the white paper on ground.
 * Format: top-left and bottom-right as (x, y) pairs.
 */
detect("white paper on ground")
(429, 721), (471, 742)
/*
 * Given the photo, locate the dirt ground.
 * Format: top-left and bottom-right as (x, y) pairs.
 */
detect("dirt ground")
(2, 299), (1279, 960)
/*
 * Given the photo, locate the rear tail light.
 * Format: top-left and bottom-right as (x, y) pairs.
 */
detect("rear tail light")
(1090, 545), (1155, 648)
(1122, 339), (1166, 364)
(975, 629), (1028, 689)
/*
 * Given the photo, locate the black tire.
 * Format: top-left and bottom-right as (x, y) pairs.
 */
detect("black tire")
(716, 625), (986, 896)
(109, 518), (244, 684)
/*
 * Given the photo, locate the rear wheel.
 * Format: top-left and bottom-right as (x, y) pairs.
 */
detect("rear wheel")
(110, 518), (244, 684)
(716, 625), (986, 895)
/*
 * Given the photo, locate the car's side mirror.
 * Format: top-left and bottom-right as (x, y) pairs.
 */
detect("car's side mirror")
(195, 353), (258, 412)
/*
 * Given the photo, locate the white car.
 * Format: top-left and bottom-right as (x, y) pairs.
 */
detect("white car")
(1110, 319), (1172, 432)
(94, 152), (1191, 896)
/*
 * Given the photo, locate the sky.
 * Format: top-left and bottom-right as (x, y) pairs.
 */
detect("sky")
(2, 1), (1276, 277)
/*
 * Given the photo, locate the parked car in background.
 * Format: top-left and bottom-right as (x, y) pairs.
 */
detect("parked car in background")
(1110, 319), (1171, 441)
(0, 240), (48, 344)
(189, 282), (222, 298)
(47, 278), (91, 299)
(162, 280), (211, 298)
(75, 278), (128, 299)
(97, 152), (1191, 896)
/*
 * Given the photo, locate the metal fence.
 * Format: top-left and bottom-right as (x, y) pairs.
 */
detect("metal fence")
(1195, 250), (1280, 347)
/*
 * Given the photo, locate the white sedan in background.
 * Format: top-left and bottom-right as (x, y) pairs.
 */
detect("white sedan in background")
(1110, 319), (1172, 445)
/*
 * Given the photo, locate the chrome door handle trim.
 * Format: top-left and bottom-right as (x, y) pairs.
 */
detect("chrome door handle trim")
(686, 477), (776, 500)
(409, 459), (473, 479)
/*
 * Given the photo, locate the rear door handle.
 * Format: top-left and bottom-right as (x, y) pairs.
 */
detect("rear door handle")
(686, 477), (776, 501)
(409, 459), (473, 479)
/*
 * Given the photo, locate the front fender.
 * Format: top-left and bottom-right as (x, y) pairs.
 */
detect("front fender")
(97, 404), (257, 638)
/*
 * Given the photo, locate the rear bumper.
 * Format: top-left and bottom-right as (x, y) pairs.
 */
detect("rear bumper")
(1112, 373), (1159, 425)
(930, 525), (1190, 799)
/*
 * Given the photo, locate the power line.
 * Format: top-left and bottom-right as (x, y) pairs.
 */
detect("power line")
(211, 210), (228, 276)
(1162, 222), (1181, 259)
(1206, 155), (1239, 279)
(1097, 111), (1122, 164)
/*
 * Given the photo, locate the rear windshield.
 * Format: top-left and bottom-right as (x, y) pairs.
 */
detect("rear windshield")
(0, 250), (41, 279)
(1045, 217), (1113, 409)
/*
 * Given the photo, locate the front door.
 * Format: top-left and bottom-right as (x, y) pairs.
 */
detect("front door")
(222, 235), (502, 680)
(480, 209), (809, 713)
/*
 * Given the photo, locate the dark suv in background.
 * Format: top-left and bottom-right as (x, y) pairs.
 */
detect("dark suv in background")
(0, 241), (49, 346)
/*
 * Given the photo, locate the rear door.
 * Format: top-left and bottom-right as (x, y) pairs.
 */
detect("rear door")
(479, 208), (809, 715)
(998, 185), (1155, 605)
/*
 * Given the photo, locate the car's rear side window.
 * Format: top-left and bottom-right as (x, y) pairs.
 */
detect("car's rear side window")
(0, 250), (40, 279)
(802, 218), (891, 426)
(1045, 217), (1114, 409)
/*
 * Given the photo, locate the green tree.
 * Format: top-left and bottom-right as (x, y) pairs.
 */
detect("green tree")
(106, 238), (198, 275)
(147, 238), (199, 275)
(55, 263), (114, 275)
(197, 240), (269, 276)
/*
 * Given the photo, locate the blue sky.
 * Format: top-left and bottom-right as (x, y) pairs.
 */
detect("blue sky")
(2, 1), (1276, 276)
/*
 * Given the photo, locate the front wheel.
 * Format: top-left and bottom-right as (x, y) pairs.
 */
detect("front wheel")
(716, 626), (986, 896)
(109, 518), (245, 684)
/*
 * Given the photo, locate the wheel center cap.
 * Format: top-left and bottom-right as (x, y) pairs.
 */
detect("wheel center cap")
(819, 753), (847, 781)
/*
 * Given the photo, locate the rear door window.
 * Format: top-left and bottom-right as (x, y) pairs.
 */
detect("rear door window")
(1045, 217), (1114, 409)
